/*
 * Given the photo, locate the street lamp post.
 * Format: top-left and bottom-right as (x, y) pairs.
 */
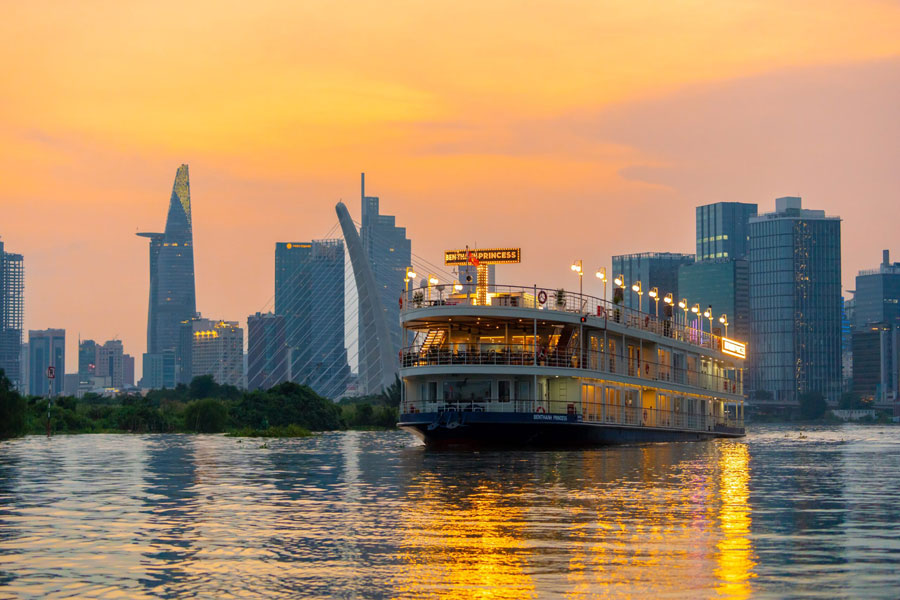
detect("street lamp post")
(649, 287), (659, 317)
(632, 280), (643, 313)
(719, 314), (729, 338)
(704, 305), (713, 341)
(595, 267), (607, 305)
(678, 298), (688, 329)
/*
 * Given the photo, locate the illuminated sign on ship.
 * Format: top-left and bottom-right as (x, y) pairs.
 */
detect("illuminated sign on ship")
(721, 338), (747, 359)
(444, 248), (521, 265)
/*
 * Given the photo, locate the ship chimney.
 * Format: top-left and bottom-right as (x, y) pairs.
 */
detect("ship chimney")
(884, 249), (890, 267)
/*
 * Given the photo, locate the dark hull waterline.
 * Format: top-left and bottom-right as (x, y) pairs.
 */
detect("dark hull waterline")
(399, 412), (744, 448)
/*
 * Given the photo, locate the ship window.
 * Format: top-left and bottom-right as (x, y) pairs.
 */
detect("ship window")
(498, 380), (511, 401)
(443, 379), (491, 401)
(517, 380), (531, 400)
(427, 381), (437, 401)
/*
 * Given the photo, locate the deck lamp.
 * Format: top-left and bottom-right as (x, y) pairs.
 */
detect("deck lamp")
(704, 305), (713, 336)
(571, 259), (583, 297)
(454, 282), (463, 292)
(427, 275), (439, 301)
(595, 267), (607, 304)
(691, 303), (701, 334)
(614, 274), (625, 287)
(719, 313), (729, 337)
(649, 287), (659, 317)
(632, 281), (643, 313)
(678, 298), (688, 327)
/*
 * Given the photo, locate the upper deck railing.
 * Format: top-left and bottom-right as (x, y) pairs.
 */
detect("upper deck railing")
(401, 343), (743, 396)
(402, 284), (740, 355)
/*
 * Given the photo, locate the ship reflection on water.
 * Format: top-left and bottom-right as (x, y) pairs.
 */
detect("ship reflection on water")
(394, 441), (755, 599)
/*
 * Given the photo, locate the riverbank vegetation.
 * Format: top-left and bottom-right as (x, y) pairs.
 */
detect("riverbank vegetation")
(0, 371), (399, 440)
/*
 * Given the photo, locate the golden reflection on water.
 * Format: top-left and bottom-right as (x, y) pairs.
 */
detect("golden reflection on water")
(397, 443), (756, 599)
(715, 442), (756, 599)
(394, 480), (535, 599)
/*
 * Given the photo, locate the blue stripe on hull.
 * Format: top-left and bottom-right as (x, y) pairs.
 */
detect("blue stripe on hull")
(399, 411), (741, 447)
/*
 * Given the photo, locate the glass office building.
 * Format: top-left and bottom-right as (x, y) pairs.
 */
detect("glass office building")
(748, 197), (842, 406)
(678, 258), (750, 341)
(696, 202), (757, 261)
(611, 252), (694, 312)
(28, 329), (65, 397)
(137, 164), (197, 382)
(357, 173), (411, 390)
(0, 240), (24, 390)
(275, 239), (350, 399)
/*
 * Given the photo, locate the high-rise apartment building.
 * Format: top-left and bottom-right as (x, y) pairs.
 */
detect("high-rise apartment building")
(96, 340), (125, 388)
(274, 239), (350, 398)
(748, 197), (842, 407)
(137, 164), (197, 375)
(179, 317), (243, 388)
(247, 312), (288, 391)
(28, 329), (65, 396)
(611, 252), (694, 312)
(357, 174), (411, 392)
(0, 240), (24, 390)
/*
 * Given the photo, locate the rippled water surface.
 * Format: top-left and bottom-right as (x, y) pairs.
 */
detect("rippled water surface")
(2, 425), (900, 599)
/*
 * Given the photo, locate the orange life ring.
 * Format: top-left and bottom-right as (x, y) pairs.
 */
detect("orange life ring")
(536, 406), (546, 413)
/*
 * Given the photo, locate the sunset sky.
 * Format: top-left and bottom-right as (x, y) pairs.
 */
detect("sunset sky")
(1, 1), (898, 378)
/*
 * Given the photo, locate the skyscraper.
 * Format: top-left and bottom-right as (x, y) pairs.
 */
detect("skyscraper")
(28, 329), (65, 396)
(853, 250), (900, 328)
(358, 174), (411, 388)
(748, 197), (842, 408)
(850, 250), (900, 405)
(611, 252), (694, 312)
(695, 202), (758, 261)
(679, 202), (757, 342)
(0, 240), (24, 390)
(247, 312), (288, 391)
(78, 338), (98, 384)
(138, 164), (197, 383)
(275, 239), (350, 398)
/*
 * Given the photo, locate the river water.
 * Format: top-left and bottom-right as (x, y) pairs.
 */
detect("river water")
(1, 425), (899, 599)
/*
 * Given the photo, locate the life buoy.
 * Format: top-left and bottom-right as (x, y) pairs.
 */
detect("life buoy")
(536, 406), (546, 413)
(538, 290), (548, 304)
(399, 296), (403, 309)
(597, 306), (607, 319)
(644, 363), (650, 375)
(642, 409), (648, 423)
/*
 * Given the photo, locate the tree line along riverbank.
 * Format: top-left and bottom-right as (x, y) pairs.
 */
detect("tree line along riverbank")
(0, 371), (399, 440)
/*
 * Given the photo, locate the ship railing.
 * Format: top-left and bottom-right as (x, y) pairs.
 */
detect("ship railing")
(400, 398), (743, 433)
(400, 344), (743, 396)
(401, 283), (734, 354)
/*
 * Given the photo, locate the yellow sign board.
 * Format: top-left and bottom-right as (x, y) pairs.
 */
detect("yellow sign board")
(444, 248), (521, 266)
(721, 338), (747, 359)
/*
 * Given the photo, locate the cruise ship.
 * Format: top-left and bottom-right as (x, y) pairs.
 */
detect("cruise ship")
(397, 250), (746, 446)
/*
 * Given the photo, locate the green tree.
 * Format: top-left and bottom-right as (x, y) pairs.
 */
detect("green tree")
(184, 398), (228, 433)
(0, 369), (26, 439)
(189, 375), (218, 400)
(799, 391), (828, 420)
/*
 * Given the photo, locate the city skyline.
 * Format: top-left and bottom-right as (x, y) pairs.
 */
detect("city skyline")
(1, 2), (898, 380)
